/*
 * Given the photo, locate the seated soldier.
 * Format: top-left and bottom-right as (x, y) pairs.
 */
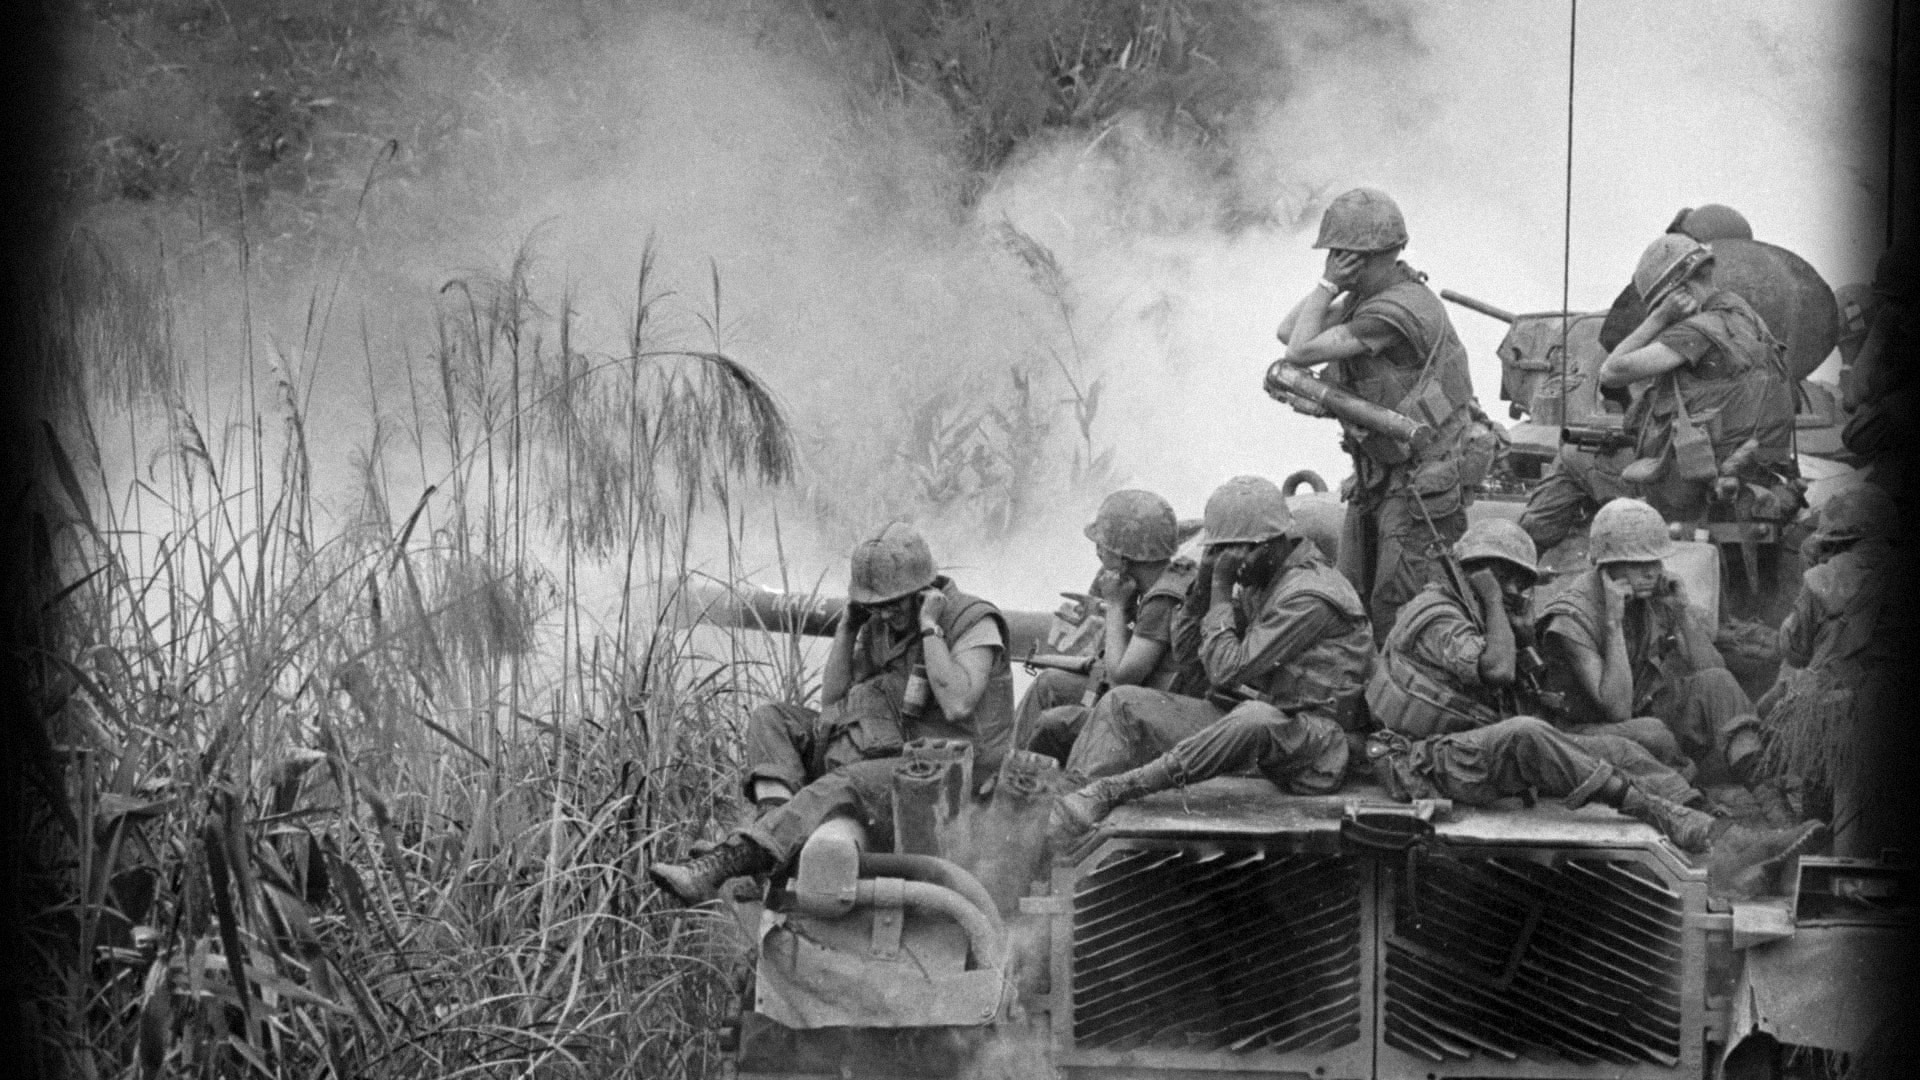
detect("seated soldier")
(1370, 518), (1693, 799)
(1054, 519), (1699, 839)
(1365, 719), (1824, 897)
(1534, 497), (1763, 783)
(650, 522), (1013, 904)
(1052, 475), (1373, 823)
(1017, 489), (1198, 765)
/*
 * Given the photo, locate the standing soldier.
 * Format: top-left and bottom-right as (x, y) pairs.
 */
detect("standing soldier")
(1760, 485), (1914, 857)
(1534, 498), (1764, 784)
(1053, 476), (1373, 823)
(1276, 187), (1479, 635)
(650, 522), (1013, 903)
(1017, 490), (1198, 765)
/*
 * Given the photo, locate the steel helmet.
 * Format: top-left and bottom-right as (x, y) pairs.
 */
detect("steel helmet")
(1666, 204), (1753, 243)
(1313, 188), (1409, 253)
(1085, 489), (1180, 562)
(1453, 518), (1539, 582)
(1201, 475), (1294, 546)
(1814, 484), (1898, 543)
(848, 521), (937, 604)
(1633, 233), (1715, 309)
(1589, 498), (1677, 565)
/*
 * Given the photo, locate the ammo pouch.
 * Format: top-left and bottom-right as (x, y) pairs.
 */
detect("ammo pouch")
(822, 680), (905, 771)
(1670, 389), (1719, 482)
(1365, 731), (1434, 802)
(1364, 650), (1496, 739)
(1407, 457), (1463, 519)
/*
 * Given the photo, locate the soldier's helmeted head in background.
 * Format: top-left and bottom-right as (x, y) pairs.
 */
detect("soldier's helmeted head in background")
(1201, 475), (1296, 588)
(1665, 203), (1752, 244)
(1808, 484), (1899, 561)
(1453, 518), (1538, 612)
(1085, 490), (1180, 572)
(1314, 187), (1408, 259)
(848, 521), (937, 630)
(1589, 497), (1676, 599)
(1633, 233), (1717, 311)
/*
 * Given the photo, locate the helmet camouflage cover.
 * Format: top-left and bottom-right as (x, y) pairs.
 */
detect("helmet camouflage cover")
(1588, 498), (1677, 565)
(1453, 518), (1539, 581)
(1201, 475), (1295, 546)
(1313, 187), (1409, 253)
(1086, 489), (1181, 561)
(848, 521), (938, 604)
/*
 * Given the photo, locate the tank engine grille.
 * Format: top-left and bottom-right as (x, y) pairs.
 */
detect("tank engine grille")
(1383, 853), (1684, 1067)
(1071, 846), (1363, 1054)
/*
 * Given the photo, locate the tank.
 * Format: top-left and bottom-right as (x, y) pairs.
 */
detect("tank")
(684, 581), (1911, 1080)
(1435, 243), (1857, 691)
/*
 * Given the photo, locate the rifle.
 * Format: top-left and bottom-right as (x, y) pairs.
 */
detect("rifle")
(1559, 423), (1634, 453)
(1022, 647), (1109, 709)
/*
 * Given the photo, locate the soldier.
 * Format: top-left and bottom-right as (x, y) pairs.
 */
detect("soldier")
(1017, 490), (1198, 765)
(1839, 242), (1918, 505)
(1052, 476), (1372, 827)
(1521, 230), (1796, 553)
(1370, 516), (1697, 802)
(1666, 203), (1753, 243)
(1760, 485), (1914, 857)
(1276, 187), (1479, 633)
(1534, 498), (1764, 784)
(1363, 720), (1824, 897)
(650, 522), (1013, 903)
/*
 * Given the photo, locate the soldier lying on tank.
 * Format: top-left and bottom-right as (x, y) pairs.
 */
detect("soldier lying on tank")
(1362, 722), (1824, 898)
(649, 522), (1014, 904)
(1757, 485), (1915, 858)
(1370, 518), (1706, 801)
(1533, 498), (1764, 785)
(1054, 475), (1373, 801)
(1276, 187), (1479, 635)
(1017, 490), (1199, 766)
(1522, 233), (1796, 551)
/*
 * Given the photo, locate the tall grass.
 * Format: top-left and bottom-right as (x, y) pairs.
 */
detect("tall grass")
(30, 231), (807, 1078)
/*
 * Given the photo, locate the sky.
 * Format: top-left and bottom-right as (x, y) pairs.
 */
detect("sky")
(80, 0), (1897, 619)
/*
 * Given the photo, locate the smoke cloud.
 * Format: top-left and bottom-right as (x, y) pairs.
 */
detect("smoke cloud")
(67, 0), (1890, 621)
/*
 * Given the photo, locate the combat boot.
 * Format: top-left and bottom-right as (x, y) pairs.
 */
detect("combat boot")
(649, 838), (777, 905)
(1051, 758), (1181, 841)
(1705, 820), (1828, 899)
(1617, 786), (1721, 853)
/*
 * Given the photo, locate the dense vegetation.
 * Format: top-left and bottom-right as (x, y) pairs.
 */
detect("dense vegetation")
(23, 1), (1402, 1076)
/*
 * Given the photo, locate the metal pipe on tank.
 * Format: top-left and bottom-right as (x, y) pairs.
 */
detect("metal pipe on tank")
(681, 579), (1052, 655)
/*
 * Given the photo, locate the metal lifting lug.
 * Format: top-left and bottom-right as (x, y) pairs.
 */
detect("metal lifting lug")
(1338, 798), (1452, 853)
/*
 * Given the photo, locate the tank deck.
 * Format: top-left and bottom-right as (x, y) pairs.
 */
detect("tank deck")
(1100, 776), (1676, 849)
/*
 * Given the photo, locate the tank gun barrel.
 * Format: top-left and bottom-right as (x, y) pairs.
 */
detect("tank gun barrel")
(681, 578), (1052, 656)
(1440, 289), (1516, 324)
(1264, 360), (1432, 448)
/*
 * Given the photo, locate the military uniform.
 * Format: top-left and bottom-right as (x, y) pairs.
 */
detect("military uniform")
(1767, 532), (1913, 855)
(1368, 575), (1695, 804)
(744, 577), (1014, 800)
(1064, 539), (1372, 792)
(1536, 567), (1757, 781)
(1326, 264), (1478, 632)
(1370, 715), (1698, 809)
(1520, 290), (1793, 550)
(1019, 559), (1198, 764)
